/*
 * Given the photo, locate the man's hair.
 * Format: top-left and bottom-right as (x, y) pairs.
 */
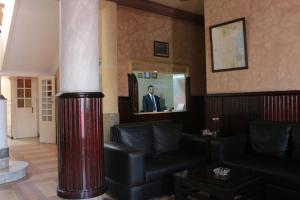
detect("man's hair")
(148, 85), (153, 90)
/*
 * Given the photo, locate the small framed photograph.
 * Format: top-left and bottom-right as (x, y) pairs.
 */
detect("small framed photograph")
(137, 73), (143, 78)
(144, 72), (150, 79)
(154, 41), (169, 57)
(151, 73), (157, 79)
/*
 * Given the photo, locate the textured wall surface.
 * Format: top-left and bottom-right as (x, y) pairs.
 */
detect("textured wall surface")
(117, 6), (205, 96)
(205, 0), (300, 94)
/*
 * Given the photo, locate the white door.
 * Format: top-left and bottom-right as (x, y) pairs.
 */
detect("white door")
(14, 77), (38, 138)
(39, 77), (56, 143)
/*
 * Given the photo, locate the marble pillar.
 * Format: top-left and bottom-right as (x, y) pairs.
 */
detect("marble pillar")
(60, 0), (100, 92)
(0, 78), (28, 184)
(57, 0), (105, 199)
(0, 95), (9, 169)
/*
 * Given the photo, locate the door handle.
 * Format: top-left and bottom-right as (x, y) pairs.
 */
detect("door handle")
(32, 107), (34, 113)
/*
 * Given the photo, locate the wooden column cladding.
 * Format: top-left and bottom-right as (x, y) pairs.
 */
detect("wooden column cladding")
(56, 93), (106, 199)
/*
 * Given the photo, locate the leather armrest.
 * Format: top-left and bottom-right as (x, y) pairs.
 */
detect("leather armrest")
(211, 134), (247, 162)
(104, 142), (144, 187)
(180, 133), (210, 158)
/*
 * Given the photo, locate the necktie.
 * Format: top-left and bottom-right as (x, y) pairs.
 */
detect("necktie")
(151, 95), (157, 111)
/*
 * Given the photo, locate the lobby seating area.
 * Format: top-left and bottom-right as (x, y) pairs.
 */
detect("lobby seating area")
(211, 121), (300, 199)
(104, 120), (300, 200)
(1, 0), (300, 200)
(105, 121), (210, 200)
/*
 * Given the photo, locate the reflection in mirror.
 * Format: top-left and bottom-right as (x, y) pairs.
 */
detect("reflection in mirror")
(133, 71), (186, 114)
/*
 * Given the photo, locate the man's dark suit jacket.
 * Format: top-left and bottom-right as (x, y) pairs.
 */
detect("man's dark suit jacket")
(142, 94), (161, 112)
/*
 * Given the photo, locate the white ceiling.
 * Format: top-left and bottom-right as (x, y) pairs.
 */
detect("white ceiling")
(148, 0), (204, 15)
(1, 0), (59, 76)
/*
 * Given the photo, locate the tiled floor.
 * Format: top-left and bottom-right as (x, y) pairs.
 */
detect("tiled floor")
(0, 138), (173, 200)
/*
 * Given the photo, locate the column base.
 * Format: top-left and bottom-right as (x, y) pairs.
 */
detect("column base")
(57, 186), (107, 199)
(0, 148), (9, 169)
(0, 161), (28, 184)
(0, 157), (9, 169)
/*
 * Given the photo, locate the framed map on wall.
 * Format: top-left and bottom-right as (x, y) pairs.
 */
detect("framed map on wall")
(210, 18), (248, 72)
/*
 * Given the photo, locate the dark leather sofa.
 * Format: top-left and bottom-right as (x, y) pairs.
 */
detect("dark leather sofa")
(211, 121), (300, 199)
(104, 121), (210, 200)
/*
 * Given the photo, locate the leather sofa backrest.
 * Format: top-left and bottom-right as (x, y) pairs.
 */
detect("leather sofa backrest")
(110, 120), (173, 157)
(110, 120), (172, 143)
(153, 123), (182, 154)
(291, 124), (300, 161)
(118, 125), (154, 156)
(249, 121), (291, 159)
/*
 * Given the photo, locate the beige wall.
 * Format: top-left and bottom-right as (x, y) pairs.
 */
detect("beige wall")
(205, 0), (300, 94)
(117, 6), (205, 96)
(101, 1), (119, 142)
(101, 1), (118, 114)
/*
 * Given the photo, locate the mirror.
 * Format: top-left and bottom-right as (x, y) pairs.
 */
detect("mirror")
(131, 71), (187, 114)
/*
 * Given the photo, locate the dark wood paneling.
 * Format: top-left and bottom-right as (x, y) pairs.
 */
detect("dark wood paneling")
(118, 96), (131, 123)
(118, 96), (204, 134)
(56, 93), (106, 199)
(183, 96), (204, 133)
(205, 91), (300, 136)
(108, 0), (204, 25)
(204, 96), (222, 131)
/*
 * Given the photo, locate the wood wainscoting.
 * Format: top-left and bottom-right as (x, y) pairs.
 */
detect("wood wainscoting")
(205, 91), (300, 136)
(118, 96), (204, 134)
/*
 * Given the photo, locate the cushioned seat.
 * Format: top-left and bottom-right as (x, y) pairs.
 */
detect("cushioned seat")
(144, 152), (205, 183)
(224, 155), (300, 190)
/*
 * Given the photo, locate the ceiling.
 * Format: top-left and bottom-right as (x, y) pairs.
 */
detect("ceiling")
(148, 0), (204, 15)
(1, 0), (59, 76)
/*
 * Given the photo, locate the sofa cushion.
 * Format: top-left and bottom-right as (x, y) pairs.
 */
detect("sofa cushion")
(118, 125), (154, 156)
(144, 152), (205, 183)
(153, 123), (182, 154)
(291, 125), (300, 161)
(224, 155), (300, 190)
(249, 121), (291, 159)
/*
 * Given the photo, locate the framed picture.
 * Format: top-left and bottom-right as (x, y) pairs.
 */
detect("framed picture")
(151, 72), (157, 79)
(209, 17), (248, 72)
(137, 73), (143, 78)
(154, 41), (169, 57)
(144, 72), (150, 79)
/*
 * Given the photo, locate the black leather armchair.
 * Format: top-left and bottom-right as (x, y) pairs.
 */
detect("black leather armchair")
(104, 121), (210, 200)
(211, 121), (300, 197)
(104, 142), (144, 187)
(210, 134), (247, 162)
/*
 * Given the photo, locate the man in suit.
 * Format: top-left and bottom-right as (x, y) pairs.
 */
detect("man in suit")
(142, 85), (161, 112)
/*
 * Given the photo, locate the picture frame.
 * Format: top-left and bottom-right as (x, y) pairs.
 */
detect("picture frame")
(209, 17), (248, 72)
(137, 73), (143, 78)
(151, 72), (157, 79)
(154, 41), (169, 57)
(144, 72), (151, 79)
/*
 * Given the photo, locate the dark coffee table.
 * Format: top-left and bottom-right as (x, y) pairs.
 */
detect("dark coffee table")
(173, 164), (265, 200)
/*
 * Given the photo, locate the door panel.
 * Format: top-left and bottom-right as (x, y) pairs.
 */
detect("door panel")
(14, 77), (38, 138)
(39, 77), (55, 143)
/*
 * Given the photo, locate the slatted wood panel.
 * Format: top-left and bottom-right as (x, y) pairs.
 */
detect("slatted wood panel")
(263, 94), (300, 122)
(56, 93), (106, 199)
(204, 96), (223, 131)
(205, 91), (300, 135)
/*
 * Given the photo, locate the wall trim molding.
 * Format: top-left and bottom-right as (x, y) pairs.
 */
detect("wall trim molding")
(108, 0), (204, 25)
(206, 90), (300, 97)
